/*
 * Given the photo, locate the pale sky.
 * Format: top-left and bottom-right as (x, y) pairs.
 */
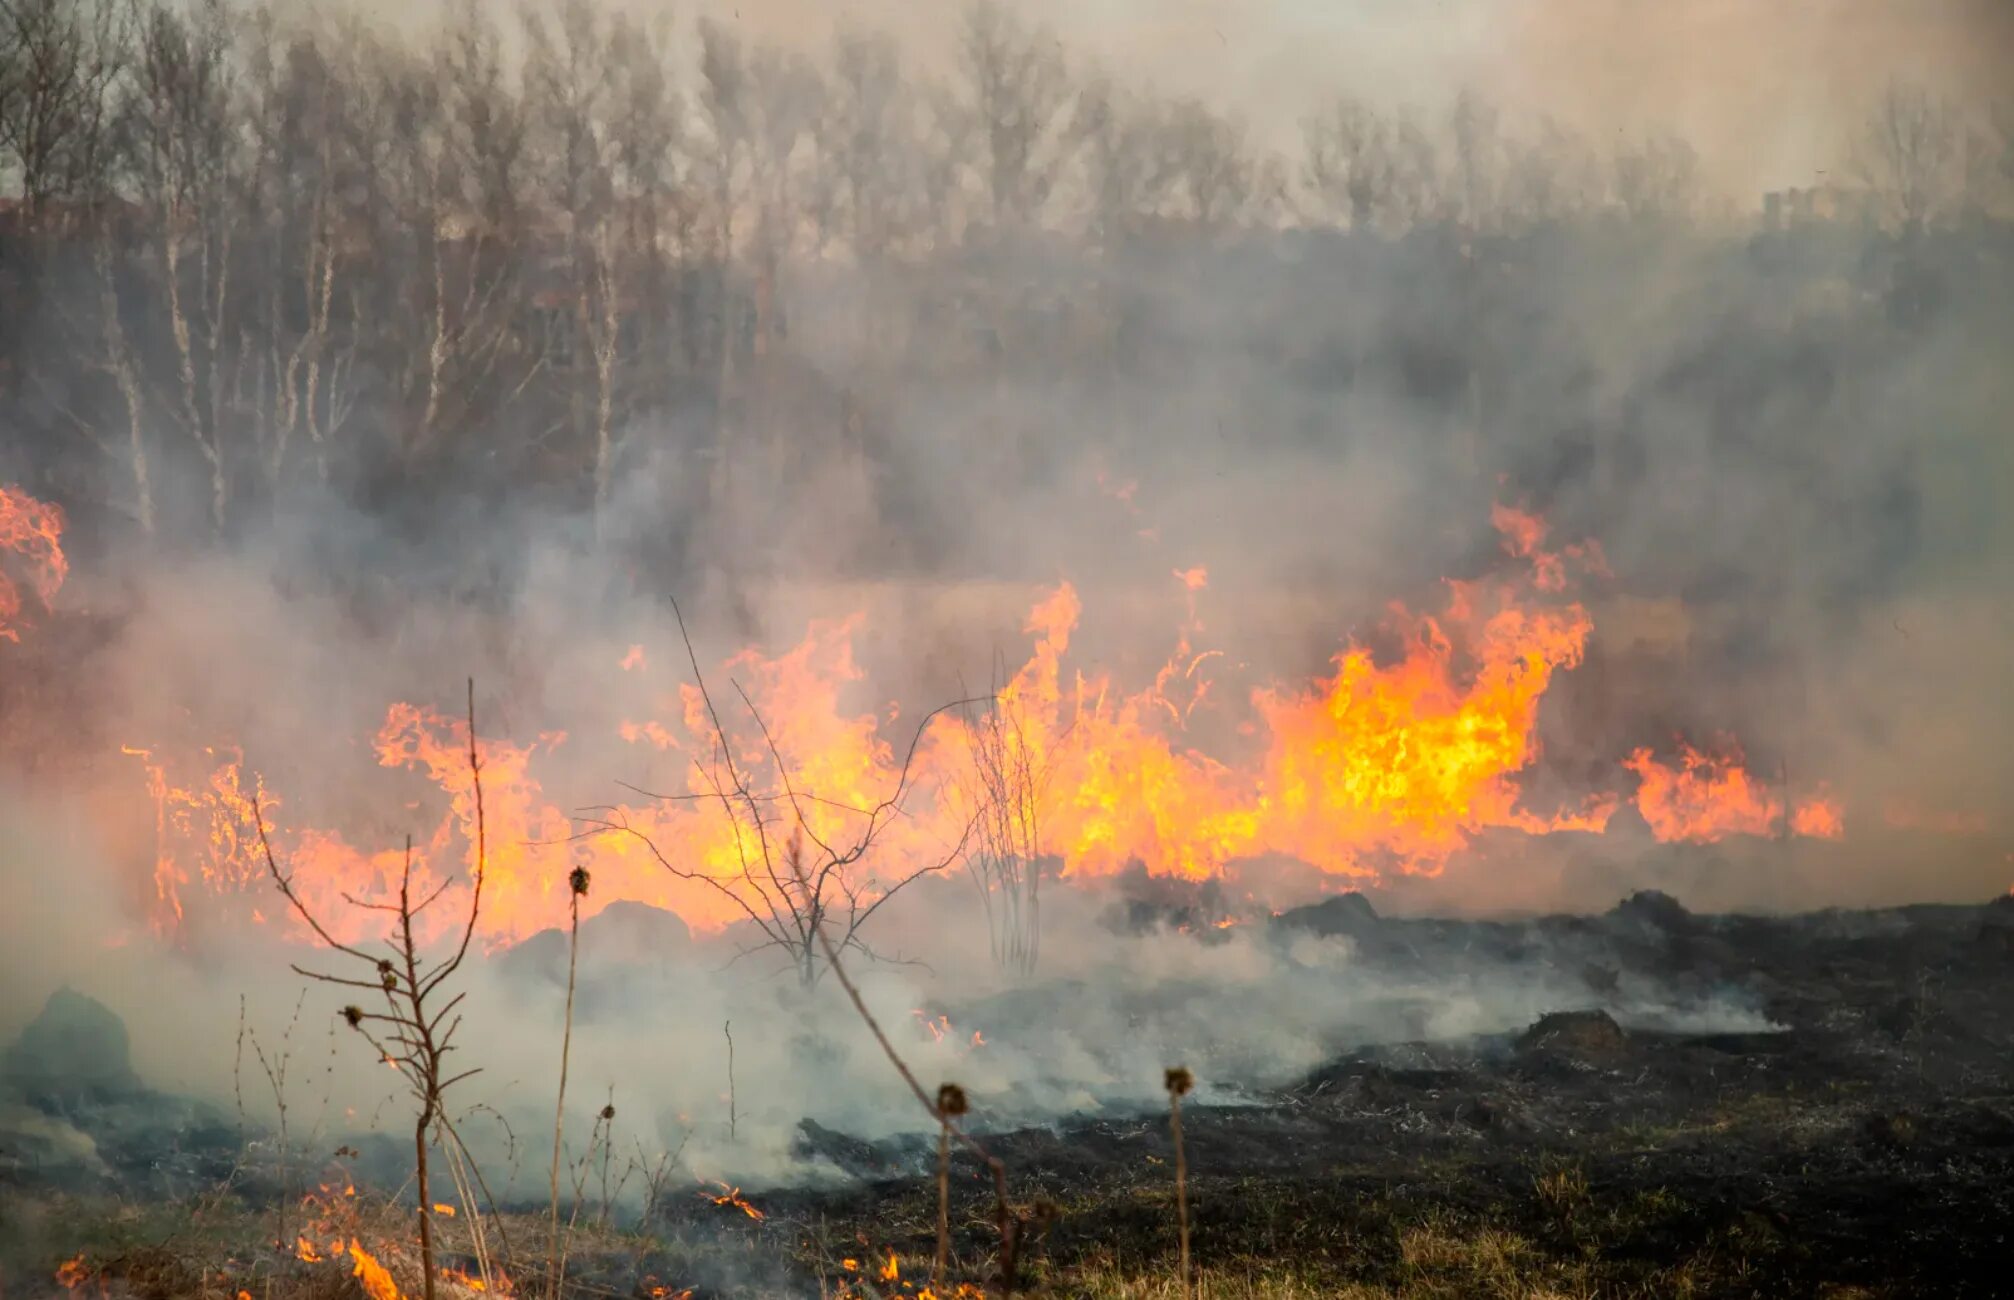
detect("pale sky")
(355, 0), (2013, 197)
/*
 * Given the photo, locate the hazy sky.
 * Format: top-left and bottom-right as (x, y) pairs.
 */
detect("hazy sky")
(347, 1), (2010, 197)
(661, 0), (2010, 194)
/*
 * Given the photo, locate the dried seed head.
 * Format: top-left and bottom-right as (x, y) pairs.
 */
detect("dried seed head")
(1164, 1067), (1194, 1097)
(600, 1103), (616, 1121)
(569, 865), (591, 897)
(341, 1006), (364, 1029)
(936, 1083), (969, 1118)
(381, 970), (398, 990)
(377, 959), (393, 976)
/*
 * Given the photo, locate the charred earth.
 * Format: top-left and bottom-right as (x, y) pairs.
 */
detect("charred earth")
(6, 890), (2014, 1297)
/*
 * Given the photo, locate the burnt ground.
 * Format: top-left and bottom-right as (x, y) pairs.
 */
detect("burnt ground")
(752, 891), (2014, 1297)
(6, 891), (2014, 1298)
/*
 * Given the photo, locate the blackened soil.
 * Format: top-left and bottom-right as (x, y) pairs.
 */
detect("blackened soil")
(758, 893), (2014, 1297)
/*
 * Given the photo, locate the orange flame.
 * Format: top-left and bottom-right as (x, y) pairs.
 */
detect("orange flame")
(1791, 795), (1845, 840)
(703, 1182), (765, 1220)
(0, 484), (67, 642)
(879, 1250), (900, 1283)
(119, 504), (1848, 945)
(442, 1265), (507, 1293)
(54, 1255), (90, 1290)
(348, 1241), (403, 1300)
(1626, 743), (1780, 842)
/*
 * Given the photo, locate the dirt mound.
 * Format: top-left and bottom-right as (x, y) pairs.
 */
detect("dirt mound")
(1272, 891), (1380, 938)
(1516, 1009), (1628, 1061)
(1608, 889), (1696, 934)
(1, 988), (140, 1103)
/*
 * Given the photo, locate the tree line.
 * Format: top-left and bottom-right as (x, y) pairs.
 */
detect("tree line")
(2, 0), (2008, 566)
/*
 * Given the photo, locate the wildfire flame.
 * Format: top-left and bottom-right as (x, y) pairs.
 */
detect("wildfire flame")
(117, 505), (1864, 947)
(54, 1255), (90, 1290)
(1625, 742), (1842, 844)
(349, 1241), (404, 1300)
(703, 1182), (766, 1220)
(0, 484), (67, 642)
(1790, 794), (1845, 840)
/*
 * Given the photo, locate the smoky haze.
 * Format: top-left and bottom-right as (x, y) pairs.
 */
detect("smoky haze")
(0, 0), (2010, 1196)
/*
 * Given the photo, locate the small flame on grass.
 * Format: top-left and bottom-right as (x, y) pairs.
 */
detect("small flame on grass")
(348, 1241), (403, 1300)
(432, 1203), (456, 1217)
(879, 1249), (900, 1283)
(703, 1182), (765, 1220)
(295, 1237), (323, 1263)
(54, 1255), (89, 1289)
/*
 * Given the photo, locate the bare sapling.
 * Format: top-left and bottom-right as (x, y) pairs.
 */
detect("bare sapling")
(956, 666), (1060, 980)
(255, 679), (490, 1300)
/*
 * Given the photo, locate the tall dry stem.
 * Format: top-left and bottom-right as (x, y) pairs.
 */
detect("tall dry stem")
(1166, 1066), (1194, 1300)
(549, 864), (589, 1298)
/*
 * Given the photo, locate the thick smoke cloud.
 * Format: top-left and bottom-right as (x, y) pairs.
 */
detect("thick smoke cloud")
(1, 0), (2010, 1194)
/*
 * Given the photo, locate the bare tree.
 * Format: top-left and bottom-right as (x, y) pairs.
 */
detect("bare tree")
(1447, 89), (1500, 233)
(521, 0), (627, 524)
(0, 0), (129, 221)
(1856, 80), (1962, 232)
(1302, 98), (1395, 231)
(1072, 74), (1172, 246)
(1158, 98), (1271, 232)
(122, 0), (242, 533)
(819, 26), (924, 261)
(956, 0), (1075, 231)
(1612, 132), (1700, 223)
(0, 0), (156, 532)
(598, 6), (685, 420)
(238, 11), (362, 492)
(1503, 115), (1600, 228)
(588, 601), (979, 988)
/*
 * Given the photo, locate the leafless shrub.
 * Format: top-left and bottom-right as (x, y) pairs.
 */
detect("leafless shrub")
(955, 670), (1059, 979)
(587, 596), (981, 988)
(255, 679), (490, 1300)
